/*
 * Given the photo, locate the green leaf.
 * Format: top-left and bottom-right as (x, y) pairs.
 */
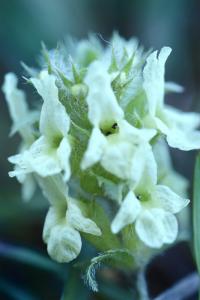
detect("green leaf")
(0, 242), (64, 277)
(193, 152), (200, 299)
(61, 270), (90, 300)
(57, 70), (73, 88)
(41, 42), (52, 74)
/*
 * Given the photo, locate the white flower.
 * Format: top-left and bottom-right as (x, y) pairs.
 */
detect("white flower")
(111, 175), (189, 248)
(2, 73), (38, 201)
(81, 61), (156, 185)
(8, 71), (71, 181)
(143, 47), (200, 151)
(2, 73), (38, 143)
(43, 198), (101, 263)
(153, 138), (189, 197)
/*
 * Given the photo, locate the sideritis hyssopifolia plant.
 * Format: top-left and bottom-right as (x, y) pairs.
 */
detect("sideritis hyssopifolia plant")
(2, 33), (200, 293)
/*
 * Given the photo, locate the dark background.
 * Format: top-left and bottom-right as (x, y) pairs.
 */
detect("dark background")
(0, 0), (200, 299)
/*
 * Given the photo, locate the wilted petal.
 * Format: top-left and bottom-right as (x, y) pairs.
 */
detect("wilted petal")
(135, 208), (178, 248)
(143, 47), (172, 116)
(111, 191), (141, 233)
(66, 200), (101, 236)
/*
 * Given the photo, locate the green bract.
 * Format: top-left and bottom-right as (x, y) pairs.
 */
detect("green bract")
(2, 34), (197, 272)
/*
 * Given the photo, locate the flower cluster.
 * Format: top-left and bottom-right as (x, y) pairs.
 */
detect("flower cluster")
(3, 34), (199, 265)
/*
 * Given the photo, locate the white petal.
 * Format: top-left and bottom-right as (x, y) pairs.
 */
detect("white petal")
(29, 136), (61, 177)
(111, 191), (141, 233)
(81, 127), (107, 170)
(2, 73), (34, 143)
(57, 137), (71, 181)
(85, 61), (124, 127)
(143, 47), (172, 116)
(118, 120), (156, 142)
(157, 107), (200, 151)
(165, 106), (200, 130)
(31, 71), (70, 139)
(166, 128), (200, 151)
(131, 143), (157, 187)
(135, 208), (178, 248)
(8, 152), (32, 177)
(43, 206), (62, 243)
(21, 174), (36, 202)
(165, 81), (184, 94)
(66, 200), (101, 236)
(47, 224), (82, 263)
(101, 136), (136, 180)
(152, 185), (189, 213)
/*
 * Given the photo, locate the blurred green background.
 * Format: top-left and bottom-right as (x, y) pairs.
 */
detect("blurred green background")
(0, 0), (200, 299)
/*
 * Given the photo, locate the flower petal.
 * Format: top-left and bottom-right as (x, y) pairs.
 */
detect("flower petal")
(31, 71), (70, 139)
(66, 200), (101, 236)
(57, 137), (71, 181)
(81, 127), (107, 170)
(166, 128), (200, 151)
(143, 47), (172, 116)
(111, 191), (141, 234)
(85, 60), (124, 127)
(43, 206), (63, 243)
(2, 73), (35, 143)
(135, 208), (178, 248)
(47, 224), (82, 263)
(152, 185), (189, 213)
(29, 136), (61, 177)
(21, 174), (36, 202)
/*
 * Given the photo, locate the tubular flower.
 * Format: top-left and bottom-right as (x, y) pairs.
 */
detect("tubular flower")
(111, 174), (189, 248)
(2, 73), (38, 201)
(143, 47), (200, 150)
(81, 61), (156, 186)
(8, 71), (71, 181)
(43, 198), (101, 263)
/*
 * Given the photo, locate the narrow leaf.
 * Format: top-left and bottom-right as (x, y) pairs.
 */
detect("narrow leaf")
(193, 153), (200, 273)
